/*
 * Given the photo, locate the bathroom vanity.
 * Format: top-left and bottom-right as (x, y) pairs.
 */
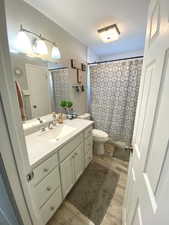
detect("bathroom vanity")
(25, 118), (94, 225)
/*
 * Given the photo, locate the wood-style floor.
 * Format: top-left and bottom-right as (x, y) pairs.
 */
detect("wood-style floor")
(47, 146), (129, 225)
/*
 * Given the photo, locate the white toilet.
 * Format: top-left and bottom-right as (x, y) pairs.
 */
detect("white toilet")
(78, 113), (109, 155)
(92, 129), (109, 155)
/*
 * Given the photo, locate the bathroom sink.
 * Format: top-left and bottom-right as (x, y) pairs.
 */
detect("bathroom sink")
(38, 124), (76, 141)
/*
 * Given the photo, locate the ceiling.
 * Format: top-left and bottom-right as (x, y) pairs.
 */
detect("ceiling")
(23, 0), (149, 57)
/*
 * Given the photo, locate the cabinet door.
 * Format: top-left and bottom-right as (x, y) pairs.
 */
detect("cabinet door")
(60, 153), (74, 198)
(85, 136), (93, 168)
(74, 144), (84, 181)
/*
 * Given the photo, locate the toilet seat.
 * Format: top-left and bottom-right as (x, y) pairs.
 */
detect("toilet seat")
(78, 114), (109, 155)
(92, 129), (109, 142)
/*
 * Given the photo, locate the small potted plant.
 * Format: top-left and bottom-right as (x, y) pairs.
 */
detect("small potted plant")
(60, 100), (67, 113)
(58, 100), (67, 123)
(66, 101), (73, 113)
(66, 101), (73, 119)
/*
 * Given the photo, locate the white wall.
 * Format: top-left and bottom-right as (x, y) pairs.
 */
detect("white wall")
(99, 49), (144, 62)
(87, 48), (99, 63)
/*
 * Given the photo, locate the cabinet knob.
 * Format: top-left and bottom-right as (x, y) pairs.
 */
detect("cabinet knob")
(50, 206), (55, 211)
(43, 168), (48, 172)
(46, 186), (52, 191)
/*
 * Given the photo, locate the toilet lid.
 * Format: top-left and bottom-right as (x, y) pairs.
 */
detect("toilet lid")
(92, 129), (108, 138)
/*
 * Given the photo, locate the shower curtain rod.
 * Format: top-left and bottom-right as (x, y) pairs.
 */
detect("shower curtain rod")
(88, 55), (143, 65)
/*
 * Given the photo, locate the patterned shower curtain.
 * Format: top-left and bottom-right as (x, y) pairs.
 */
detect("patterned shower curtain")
(89, 59), (143, 145)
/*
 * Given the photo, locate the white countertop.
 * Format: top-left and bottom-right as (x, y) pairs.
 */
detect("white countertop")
(25, 119), (94, 168)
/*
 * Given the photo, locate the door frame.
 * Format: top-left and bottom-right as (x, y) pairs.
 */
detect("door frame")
(0, 1), (38, 224)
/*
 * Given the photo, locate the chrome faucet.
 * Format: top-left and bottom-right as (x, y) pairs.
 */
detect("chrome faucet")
(37, 118), (46, 132)
(48, 121), (53, 130)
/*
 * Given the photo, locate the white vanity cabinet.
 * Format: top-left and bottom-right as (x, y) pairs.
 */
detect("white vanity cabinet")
(84, 127), (93, 168)
(60, 151), (75, 198)
(60, 143), (84, 198)
(74, 143), (84, 181)
(31, 153), (62, 225)
(40, 187), (62, 225)
(34, 166), (60, 208)
(30, 124), (93, 225)
(32, 153), (58, 186)
(85, 136), (93, 167)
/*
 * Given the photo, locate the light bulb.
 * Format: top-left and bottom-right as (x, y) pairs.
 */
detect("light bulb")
(33, 39), (48, 55)
(51, 46), (61, 59)
(16, 31), (32, 54)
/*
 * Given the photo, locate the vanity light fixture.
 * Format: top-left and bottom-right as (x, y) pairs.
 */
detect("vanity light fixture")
(97, 24), (120, 43)
(16, 25), (61, 59)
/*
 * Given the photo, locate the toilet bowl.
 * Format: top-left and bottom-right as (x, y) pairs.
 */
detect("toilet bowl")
(78, 113), (109, 155)
(92, 129), (109, 155)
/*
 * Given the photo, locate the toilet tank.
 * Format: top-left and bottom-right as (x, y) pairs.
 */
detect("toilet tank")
(78, 113), (91, 120)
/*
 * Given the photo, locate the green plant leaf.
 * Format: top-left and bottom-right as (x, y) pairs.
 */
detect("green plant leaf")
(60, 100), (67, 108)
(67, 101), (73, 108)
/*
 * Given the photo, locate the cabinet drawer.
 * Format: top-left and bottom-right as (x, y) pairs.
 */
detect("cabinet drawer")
(34, 167), (60, 208)
(59, 133), (83, 162)
(40, 188), (62, 225)
(84, 126), (92, 139)
(33, 153), (58, 186)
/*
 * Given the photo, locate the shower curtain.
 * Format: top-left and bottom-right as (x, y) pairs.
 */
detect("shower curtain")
(89, 59), (143, 145)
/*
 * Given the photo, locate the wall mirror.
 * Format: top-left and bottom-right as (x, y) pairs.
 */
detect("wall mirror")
(10, 52), (87, 122)
(11, 52), (69, 120)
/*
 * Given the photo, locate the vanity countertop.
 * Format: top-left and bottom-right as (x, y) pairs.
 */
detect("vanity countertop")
(25, 119), (94, 168)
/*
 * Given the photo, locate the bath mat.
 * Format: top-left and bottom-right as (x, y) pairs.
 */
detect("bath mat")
(67, 161), (119, 225)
